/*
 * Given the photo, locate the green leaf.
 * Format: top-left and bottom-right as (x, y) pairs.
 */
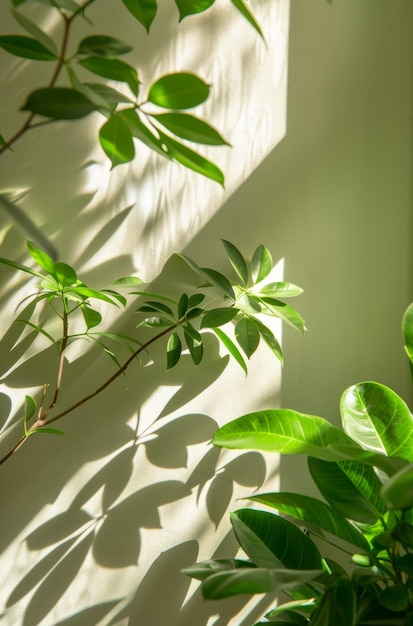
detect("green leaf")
(99, 114), (135, 168)
(253, 318), (283, 363)
(175, 0), (216, 21)
(258, 282), (303, 299)
(111, 276), (143, 288)
(159, 132), (224, 185)
(235, 317), (260, 358)
(184, 326), (203, 365)
(55, 262), (77, 286)
(78, 56), (140, 96)
(24, 395), (37, 434)
(222, 240), (249, 285)
(85, 83), (135, 109)
(119, 109), (166, 156)
(0, 134), (6, 147)
(265, 600), (317, 621)
(200, 307), (239, 328)
(27, 241), (56, 274)
(188, 293), (205, 308)
(381, 462), (413, 510)
(212, 409), (357, 460)
(230, 0), (264, 39)
(101, 289), (127, 307)
(0, 256), (45, 279)
(139, 301), (174, 317)
(196, 267), (235, 298)
(200, 567), (323, 600)
(131, 291), (177, 304)
(148, 73), (209, 109)
(178, 293), (189, 318)
(213, 327), (247, 374)
(153, 112), (228, 145)
(403, 303), (413, 369)
(16, 319), (57, 346)
(231, 509), (325, 570)
(248, 492), (370, 552)
(11, 10), (58, 55)
(260, 297), (307, 334)
(68, 286), (118, 305)
(29, 428), (65, 436)
(251, 244), (272, 284)
(167, 332), (182, 369)
(21, 88), (96, 119)
(121, 0), (157, 33)
(380, 584), (409, 612)
(0, 35), (57, 60)
(310, 576), (356, 626)
(76, 35), (132, 57)
(183, 558), (254, 582)
(308, 457), (387, 525)
(82, 307), (102, 330)
(340, 382), (413, 461)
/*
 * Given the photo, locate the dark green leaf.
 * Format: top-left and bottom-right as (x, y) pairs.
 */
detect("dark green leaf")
(21, 88), (96, 119)
(55, 262), (77, 286)
(184, 327), (203, 365)
(175, 0), (216, 21)
(182, 558), (254, 581)
(27, 241), (55, 274)
(30, 428), (65, 436)
(310, 576), (356, 626)
(381, 462), (413, 510)
(178, 293), (189, 318)
(251, 244), (272, 284)
(24, 395), (37, 431)
(188, 293), (205, 308)
(0, 35), (57, 60)
(77, 35), (132, 57)
(159, 132), (224, 185)
(140, 301), (174, 316)
(82, 307), (102, 330)
(235, 317), (260, 358)
(253, 318), (283, 363)
(186, 307), (204, 320)
(213, 327), (247, 373)
(99, 114), (135, 168)
(231, 509), (324, 570)
(0, 256), (45, 279)
(78, 56), (139, 96)
(200, 307), (239, 328)
(121, 0), (157, 33)
(340, 382), (413, 461)
(167, 332), (182, 369)
(11, 10), (58, 55)
(230, 0), (264, 39)
(148, 73), (209, 109)
(222, 240), (249, 285)
(153, 112), (228, 145)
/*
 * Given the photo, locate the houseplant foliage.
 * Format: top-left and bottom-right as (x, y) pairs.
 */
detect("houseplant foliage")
(0, 0), (265, 184)
(0, 239), (304, 465)
(184, 305), (413, 625)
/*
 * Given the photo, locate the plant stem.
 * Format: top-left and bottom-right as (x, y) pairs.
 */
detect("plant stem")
(41, 307), (69, 420)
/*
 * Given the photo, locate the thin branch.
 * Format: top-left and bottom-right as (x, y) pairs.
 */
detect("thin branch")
(41, 307), (69, 420)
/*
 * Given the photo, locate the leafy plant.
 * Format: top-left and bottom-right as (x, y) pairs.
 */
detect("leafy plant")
(184, 305), (413, 625)
(0, 239), (304, 466)
(0, 0), (265, 184)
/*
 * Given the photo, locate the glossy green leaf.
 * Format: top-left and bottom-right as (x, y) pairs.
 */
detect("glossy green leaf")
(138, 316), (172, 328)
(99, 114), (135, 168)
(68, 286), (117, 305)
(78, 56), (139, 96)
(175, 0), (216, 21)
(310, 576), (356, 626)
(153, 112), (228, 145)
(11, 10), (58, 55)
(251, 244), (272, 284)
(212, 409), (357, 460)
(230, 0), (264, 39)
(308, 457), (387, 524)
(159, 132), (224, 185)
(119, 109), (166, 156)
(252, 318), (283, 363)
(235, 317), (260, 358)
(258, 282), (303, 299)
(200, 567), (322, 600)
(265, 600), (317, 621)
(248, 492), (370, 552)
(200, 307), (239, 328)
(121, 0), (157, 33)
(148, 73), (209, 109)
(222, 240), (249, 285)
(402, 303), (413, 368)
(24, 395), (37, 433)
(111, 276), (143, 288)
(77, 35), (132, 57)
(213, 327), (247, 374)
(22, 88), (96, 119)
(55, 262), (77, 286)
(82, 307), (102, 329)
(178, 293), (189, 318)
(260, 297), (306, 334)
(182, 558), (254, 581)
(340, 382), (413, 461)
(0, 35), (57, 60)
(231, 509), (324, 570)
(381, 462), (413, 510)
(167, 332), (182, 369)
(27, 241), (56, 274)
(184, 327), (203, 365)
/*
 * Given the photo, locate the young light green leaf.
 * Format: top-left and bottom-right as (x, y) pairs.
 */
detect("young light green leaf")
(222, 240), (249, 285)
(99, 114), (135, 168)
(213, 327), (247, 374)
(55, 262), (77, 286)
(153, 112), (228, 145)
(148, 73), (210, 109)
(12, 9), (58, 55)
(27, 241), (56, 274)
(260, 297), (307, 334)
(235, 317), (260, 358)
(16, 319), (57, 346)
(258, 282), (303, 299)
(175, 0), (216, 21)
(30, 427), (65, 436)
(178, 293), (189, 318)
(82, 306), (102, 330)
(0, 35), (57, 60)
(68, 286), (118, 305)
(230, 0), (264, 39)
(21, 88), (96, 119)
(253, 318), (283, 363)
(78, 56), (140, 96)
(121, 0), (157, 33)
(167, 332), (182, 369)
(251, 244), (272, 284)
(159, 132), (224, 186)
(200, 307), (239, 328)
(111, 276), (143, 288)
(76, 35), (132, 57)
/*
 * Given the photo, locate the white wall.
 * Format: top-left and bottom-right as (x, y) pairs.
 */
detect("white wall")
(0, 0), (412, 624)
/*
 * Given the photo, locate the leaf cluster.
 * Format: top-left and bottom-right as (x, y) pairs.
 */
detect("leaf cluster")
(185, 308), (413, 625)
